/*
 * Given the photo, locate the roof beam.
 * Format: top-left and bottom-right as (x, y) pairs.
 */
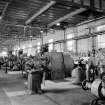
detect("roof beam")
(26, 1), (56, 25)
(48, 8), (87, 27)
(1, 2), (9, 19)
(55, 0), (104, 12)
(4, 23), (49, 30)
(4, 0), (12, 1)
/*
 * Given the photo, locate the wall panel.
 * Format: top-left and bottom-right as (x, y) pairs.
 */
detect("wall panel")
(54, 43), (63, 52)
(97, 34), (105, 49)
(77, 38), (92, 55)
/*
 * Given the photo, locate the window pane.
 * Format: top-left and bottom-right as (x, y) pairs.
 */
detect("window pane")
(49, 44), (53, 52)
(67, 34), (73, 39)
(96, 25), (105, 32)
(49, 39), (53, 43)
(83, 0), (90, 6)
(67, 41), (73, 51)
(97, 34), (105, 48)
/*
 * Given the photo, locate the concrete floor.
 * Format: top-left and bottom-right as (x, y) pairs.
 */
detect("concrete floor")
(0, 70), (95, 105)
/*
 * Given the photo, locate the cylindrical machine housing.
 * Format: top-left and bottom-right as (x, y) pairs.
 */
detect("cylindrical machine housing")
(84, 79), (105, 99)
(45, 52), (74, 80)
(91, 79), (102, 98)
(63, 53), (74, 77)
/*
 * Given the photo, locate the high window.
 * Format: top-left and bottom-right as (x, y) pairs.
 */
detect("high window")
(48, 39), (53, 52)
(66, 34), (74, 51)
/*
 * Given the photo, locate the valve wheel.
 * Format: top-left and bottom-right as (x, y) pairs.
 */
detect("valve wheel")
(90, 99), (105, 105)
(82, 80), (88, 90)
(101, 72), (105, 83)
(90, 99), (98, 105)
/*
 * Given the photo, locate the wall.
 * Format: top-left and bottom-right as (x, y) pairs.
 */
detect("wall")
(43, 30), (64, 44)
(77, 38), (92, 55)
(13, 17), (105, 56)
(13, 38), (41, 56)
(75, 17), (105, 54)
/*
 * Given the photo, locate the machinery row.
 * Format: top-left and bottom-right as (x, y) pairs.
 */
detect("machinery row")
(0, 45), (105, 105)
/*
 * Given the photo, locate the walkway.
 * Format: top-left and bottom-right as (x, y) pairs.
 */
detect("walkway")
(0, 70), (95, 105)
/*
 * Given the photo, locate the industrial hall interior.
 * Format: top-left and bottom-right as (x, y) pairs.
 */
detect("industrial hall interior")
(0, 0), (105, 105)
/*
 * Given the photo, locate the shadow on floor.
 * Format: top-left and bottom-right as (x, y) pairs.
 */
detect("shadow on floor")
(81, 103), (90, 105)
(52, 79), (70, 83)
(43, 88), (79, 94)
(43, 94), (61, 105)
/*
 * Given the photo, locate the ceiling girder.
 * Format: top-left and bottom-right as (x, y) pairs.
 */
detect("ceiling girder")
(0, 0), (11, 2)
(57, 0), (104, 12)
(48, 8), (87, 27)
(26, 0), (56, 25)
(1, 2), (9, 19)
(0, 23), (50, 30)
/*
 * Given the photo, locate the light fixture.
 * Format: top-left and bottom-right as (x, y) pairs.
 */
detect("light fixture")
(56, 23), (60, 26)
(29, 36), (33, 38)
(40, 30), (43, 33)
(0, 16), (2, 20)
(2, 51), (7, 55)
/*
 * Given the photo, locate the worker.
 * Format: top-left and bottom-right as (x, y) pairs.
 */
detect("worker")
(33, 58), (43, 94)
(5, 58), (8, 73)
(31, 44), (49, 94)
(86, 49), (97, 81)
(27, 56), (43, 94)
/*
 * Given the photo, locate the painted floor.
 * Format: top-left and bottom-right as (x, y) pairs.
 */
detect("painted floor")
(0, 70), (95, 105)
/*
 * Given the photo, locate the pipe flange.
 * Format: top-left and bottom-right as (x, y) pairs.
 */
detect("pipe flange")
(90, 98), (98, 105)
(82, 80), (89, 90)
(100, 72), (105, 83)
(98, 82), (105, 100)
(90, 98), (105, 105)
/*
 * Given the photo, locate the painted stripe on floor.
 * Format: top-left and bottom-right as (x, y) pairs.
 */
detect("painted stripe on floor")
(8, 71), (22, 75)
(24, 80), (80, 90)
(3, 88), (27, 97)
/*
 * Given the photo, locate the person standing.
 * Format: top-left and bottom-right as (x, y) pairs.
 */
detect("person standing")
(86, 49), (97, 81)
(27, 56), (44, 94)
(5, 58), (8, 73)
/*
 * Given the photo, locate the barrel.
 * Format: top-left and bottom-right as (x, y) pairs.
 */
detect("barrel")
(72, 66), (86, 85)
(27, 71), (42, 94)
(91, 79), (102, 98)
(63, 53), (74, 77)
(71, 67), (82, 85)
